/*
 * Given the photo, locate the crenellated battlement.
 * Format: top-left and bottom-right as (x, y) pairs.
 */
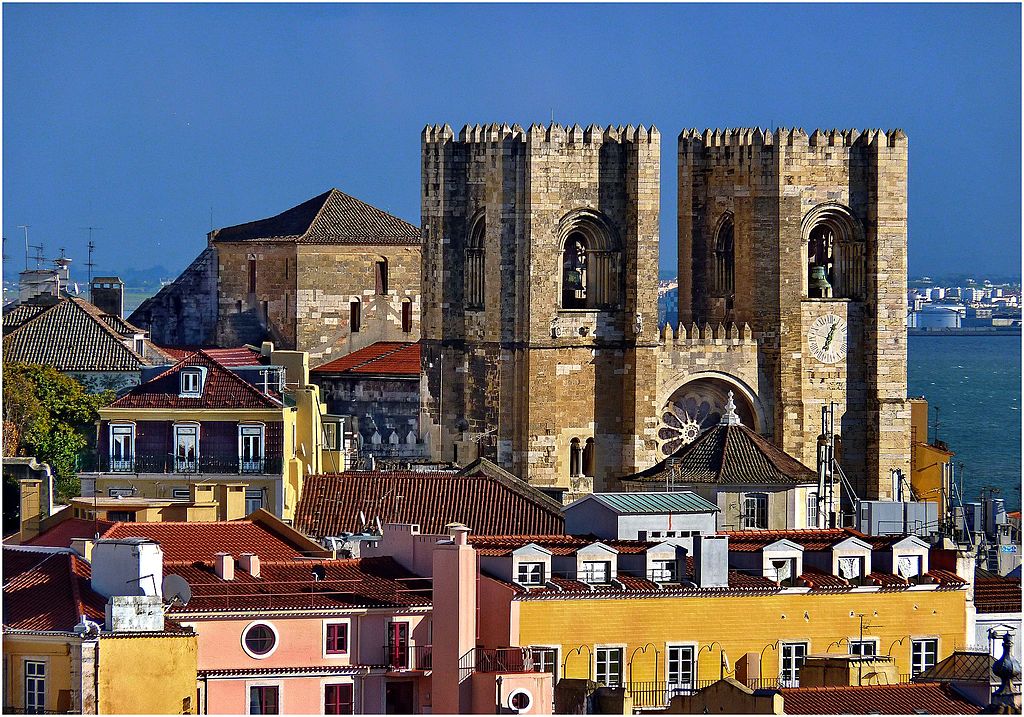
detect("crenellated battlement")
(678, 127), (907, 152)
(657, 321), (754, 350)
(423, 122), (659, 147)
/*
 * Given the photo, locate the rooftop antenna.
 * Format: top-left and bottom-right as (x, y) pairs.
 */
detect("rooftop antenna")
(18, 225), (30, 270)
(86, 241), (96, 299)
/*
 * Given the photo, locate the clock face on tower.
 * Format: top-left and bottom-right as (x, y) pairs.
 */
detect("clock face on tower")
(808, 313), (848, 364)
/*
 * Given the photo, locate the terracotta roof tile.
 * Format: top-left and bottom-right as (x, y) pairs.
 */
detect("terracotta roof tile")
(975, 573), (1022, 613)
(294, 471), (564, 538)
(2, 297), (153, 371)
(722, 528), (866, 552)
(108, 351), (281, 409)
(3, 547), (106, 631)
(211, 189), (419, 246)
(167, 557), (430, 613)
(779, 681), (983, 714)
(313, 341), (420, 376)
(623, 423), (817, 486)
(25, 515), (327, 563)
(467, 535), (650, 556)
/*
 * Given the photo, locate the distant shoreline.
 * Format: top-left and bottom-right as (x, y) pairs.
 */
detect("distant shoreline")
(908, 329), (1021, 337)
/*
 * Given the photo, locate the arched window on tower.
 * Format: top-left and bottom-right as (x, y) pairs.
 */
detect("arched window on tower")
(807, 225), (835, 299)
(582, 438), (595, 478)
(562, 234), (588, 309)
(713, 218), (735, 303)
(466, 219), (485, 310)
(569, 437), (583, 478)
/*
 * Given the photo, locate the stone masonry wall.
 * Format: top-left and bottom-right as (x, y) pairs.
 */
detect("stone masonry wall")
(129, 247), (218, 347)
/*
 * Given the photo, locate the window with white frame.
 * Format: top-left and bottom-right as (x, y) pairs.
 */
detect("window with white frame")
(580, 561), (610, 584)
(108, 487), (134, 498)
(780, 642), (808, 687)
(109, 424), (135, 472)
(25, 660), (45, 714)
(667, 645), (697, 692)
(171, 488), (190, 500)
(517, 562), (545, 586)
(323, 421), (340, 451)
(595, 647), (623, 687)
(806, 491), (819, 528)
(180, 369), (202, 397)
(650, 559), (677, 583)
(531, 647), (558, 676)
(849, 639), (877, 657)
(239, 425), (265, 473)
(742, 493), (768, 529)
(911, 639), (938, 676)
(174, 424), (199, 472)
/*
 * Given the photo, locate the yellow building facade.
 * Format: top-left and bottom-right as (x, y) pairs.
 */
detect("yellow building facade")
(908, 397), (955, 515)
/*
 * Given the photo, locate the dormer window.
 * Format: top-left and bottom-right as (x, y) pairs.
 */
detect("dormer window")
(650, 559), (678, 583)
(180, 369), (202, 397)
(580, 560), (611, 585)
(517, 562), (545, 586)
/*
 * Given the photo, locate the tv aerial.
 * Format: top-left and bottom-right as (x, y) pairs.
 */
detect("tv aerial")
(162, 574), (193, 607)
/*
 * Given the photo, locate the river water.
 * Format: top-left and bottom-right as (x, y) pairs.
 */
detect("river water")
(908, 334), (1022, 509)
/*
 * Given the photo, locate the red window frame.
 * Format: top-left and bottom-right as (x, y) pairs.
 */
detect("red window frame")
(324, 684), (354, 715)
(325, 622), (348, 654)
(249, 685), (278, 715)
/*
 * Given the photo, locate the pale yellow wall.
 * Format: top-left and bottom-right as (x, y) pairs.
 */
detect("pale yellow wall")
(516, 589), (966, 683)
(3, 636), (76, 713)
(97, 634), (198, 715)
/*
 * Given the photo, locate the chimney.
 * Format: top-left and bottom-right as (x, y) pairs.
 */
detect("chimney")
(433, 523), (477, 714)
(692, 534), (729, 589)
(215, 483), (246, 521)
(71, 538), (96, 562)
(215, 552), (235, 581)
(90, 538), (164, 599)
(90, 277), (125, 319)
(239, 552), (260, 578)
(18, 478), (44, 543)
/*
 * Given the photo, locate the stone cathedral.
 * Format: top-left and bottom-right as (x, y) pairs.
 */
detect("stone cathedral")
(419, 123), (910, 502)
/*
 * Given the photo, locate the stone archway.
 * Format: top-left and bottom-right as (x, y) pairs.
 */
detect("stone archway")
(656, 376), (758, 457)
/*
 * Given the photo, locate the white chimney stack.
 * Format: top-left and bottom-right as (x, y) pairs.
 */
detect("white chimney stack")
(239, 552), (260, 578)
(215, 552), (235, 581)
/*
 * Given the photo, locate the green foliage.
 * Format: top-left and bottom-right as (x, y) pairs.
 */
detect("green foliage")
(3, 363), (113, 503)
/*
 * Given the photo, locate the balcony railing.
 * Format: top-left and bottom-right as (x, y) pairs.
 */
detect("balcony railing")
(79, 453), (283, 476)
(459, 647), (534, 680)
(381, 644), (432, 671)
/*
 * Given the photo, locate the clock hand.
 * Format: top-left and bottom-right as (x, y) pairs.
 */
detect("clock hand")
(824, 324), (837, 349)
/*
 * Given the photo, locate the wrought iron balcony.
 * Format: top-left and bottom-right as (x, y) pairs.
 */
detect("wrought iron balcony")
(79, 453), (283, 476)
(380, 644), (432, 671)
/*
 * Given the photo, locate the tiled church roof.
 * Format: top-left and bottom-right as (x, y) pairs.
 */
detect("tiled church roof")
(211, 189), (420, 246)
(623, 422), (818, 486)
(312, 341), (420, 376)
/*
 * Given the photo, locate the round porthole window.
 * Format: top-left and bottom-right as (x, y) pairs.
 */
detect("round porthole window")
(242, 621), (279, 658)
(508, 689), (532, 713)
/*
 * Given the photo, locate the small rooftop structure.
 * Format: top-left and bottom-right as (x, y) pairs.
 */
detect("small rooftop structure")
(312, 341), (420, 377)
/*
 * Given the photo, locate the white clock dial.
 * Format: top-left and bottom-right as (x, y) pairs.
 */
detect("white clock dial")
(807, 313), (848, 364)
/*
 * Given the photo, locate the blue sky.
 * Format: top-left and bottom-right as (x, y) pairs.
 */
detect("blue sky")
(3, 3), (1020, 281)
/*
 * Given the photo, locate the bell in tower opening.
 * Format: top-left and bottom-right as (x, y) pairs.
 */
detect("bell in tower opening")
(562, 233), (588, 309)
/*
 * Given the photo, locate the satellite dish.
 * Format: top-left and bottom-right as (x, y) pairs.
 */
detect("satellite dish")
(162, 574), (192, 607)
(74, 618), (101, 638)
(311, 565), (327, 582)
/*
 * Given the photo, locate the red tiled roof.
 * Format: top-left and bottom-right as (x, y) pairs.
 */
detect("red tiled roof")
(294, 469), (564, 538)
(312, 341), (420, 377)
(722, 528), (868, 552)
(159, 346), (267, 367)
(25, 515), (328, 564)
(3, 547), (106, 631)
(468, 535), (651, 556)
(108, 351), (281, 410)
(211, 189), (419, 246)
(779, 681), (983, 714)
(21, 518), (116, 548)
(167, 557), (431, 613)
(798, 568), (853, 590)
(974, 573), (1021, 613)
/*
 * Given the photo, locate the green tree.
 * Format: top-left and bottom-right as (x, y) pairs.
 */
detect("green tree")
(3, 363), (113, 513)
